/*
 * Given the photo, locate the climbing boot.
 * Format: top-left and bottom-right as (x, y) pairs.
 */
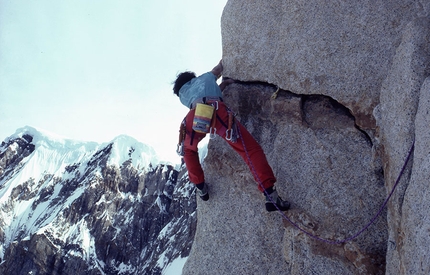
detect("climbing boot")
(196, 183), (209, 201)
(265, 189), (290, 212)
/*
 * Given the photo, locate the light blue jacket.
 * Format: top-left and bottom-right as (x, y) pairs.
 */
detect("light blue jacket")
(179, 72), (222, 109)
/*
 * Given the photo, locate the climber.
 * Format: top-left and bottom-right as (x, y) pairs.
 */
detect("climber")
(173, 60), (290, 212)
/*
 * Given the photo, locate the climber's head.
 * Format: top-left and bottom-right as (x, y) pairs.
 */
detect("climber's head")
(173, 71), (196, 97)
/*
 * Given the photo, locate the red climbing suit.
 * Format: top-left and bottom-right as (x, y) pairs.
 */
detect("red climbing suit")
(182, 99), (276, 192)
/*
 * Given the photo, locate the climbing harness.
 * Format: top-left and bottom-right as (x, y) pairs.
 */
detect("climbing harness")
(194, 98), (238, 142)
(238, 122), (416, 244)
(189, 96), (223, 109)
(178, 98), (238, 156)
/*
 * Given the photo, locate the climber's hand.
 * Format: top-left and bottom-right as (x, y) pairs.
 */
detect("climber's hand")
(219, 77), (235, 91)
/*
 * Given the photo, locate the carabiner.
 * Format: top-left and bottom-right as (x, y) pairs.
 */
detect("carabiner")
(209, 127), (217, 139)
(226, 129), (233, 141)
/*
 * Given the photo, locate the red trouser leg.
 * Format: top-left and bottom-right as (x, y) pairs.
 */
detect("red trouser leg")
(225, 122), (276, 192)
(182, 102), (276, 192)
(183, 108), (207, 185)
(213, 103), (276, 192)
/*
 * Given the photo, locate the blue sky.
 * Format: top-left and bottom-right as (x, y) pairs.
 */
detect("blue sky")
(0, 0), (227, 163)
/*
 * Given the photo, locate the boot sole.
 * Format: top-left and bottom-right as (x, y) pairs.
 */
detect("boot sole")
(200, 193), (209, 201)
(266, 202), (290, 212)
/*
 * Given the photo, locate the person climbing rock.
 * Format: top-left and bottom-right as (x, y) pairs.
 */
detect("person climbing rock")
(173, 60), (290, 212)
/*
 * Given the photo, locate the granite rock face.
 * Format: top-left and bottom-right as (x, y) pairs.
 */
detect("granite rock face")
(184, 1), (429, 274)
(374, 16), (430, 275)
(221, 0), (427, 130)
(400, 77), (430, 275)
(183, 85), (387, 275)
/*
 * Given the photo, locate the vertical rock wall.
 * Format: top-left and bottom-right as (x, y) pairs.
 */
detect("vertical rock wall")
(184, 1), (430, 274)
(400, 77), (430, 275)
(221, 0), (423, 130)
(374, 17), (430, 275)
(183, 85), (387, 274)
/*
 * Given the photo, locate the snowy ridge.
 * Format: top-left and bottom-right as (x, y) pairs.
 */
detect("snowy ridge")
(0, 126), (196, 274)
(0, 126), (100, 203)
(4, 125), (161, 168)
(108, 134), (159, 168)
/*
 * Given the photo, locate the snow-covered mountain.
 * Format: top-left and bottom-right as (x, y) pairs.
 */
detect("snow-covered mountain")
(0, 126), (196, 275)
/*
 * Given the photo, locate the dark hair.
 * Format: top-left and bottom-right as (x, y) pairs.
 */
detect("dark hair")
(173, 71), (196, 96)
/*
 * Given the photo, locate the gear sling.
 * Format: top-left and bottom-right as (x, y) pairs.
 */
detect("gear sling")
(177, 97), (277, 193)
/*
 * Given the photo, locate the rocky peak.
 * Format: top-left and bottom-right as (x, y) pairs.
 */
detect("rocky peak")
(0, 134), (35, 179)
(0, 127), (196, 274)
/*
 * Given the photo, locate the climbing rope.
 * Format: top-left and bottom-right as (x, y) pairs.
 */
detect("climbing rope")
(237, 124), (415, 244)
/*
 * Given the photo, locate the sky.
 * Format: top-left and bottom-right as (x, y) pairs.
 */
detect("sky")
(0, 0), (228, 163)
